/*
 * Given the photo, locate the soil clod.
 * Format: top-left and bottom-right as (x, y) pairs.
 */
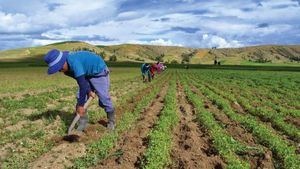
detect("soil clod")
(63, 134), (80, 142)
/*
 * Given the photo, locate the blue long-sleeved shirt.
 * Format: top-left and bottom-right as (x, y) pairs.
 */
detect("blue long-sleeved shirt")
(64, 51), (107, 106)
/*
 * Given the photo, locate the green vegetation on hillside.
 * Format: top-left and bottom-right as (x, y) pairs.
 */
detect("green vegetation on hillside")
(0, 41), (299, 66)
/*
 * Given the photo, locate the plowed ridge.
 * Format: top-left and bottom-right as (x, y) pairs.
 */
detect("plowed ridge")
(170, 82), (224, 169)
(95, 85), (168, 168)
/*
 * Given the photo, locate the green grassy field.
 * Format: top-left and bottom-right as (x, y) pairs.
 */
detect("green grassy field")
(0, 66), (299, 169)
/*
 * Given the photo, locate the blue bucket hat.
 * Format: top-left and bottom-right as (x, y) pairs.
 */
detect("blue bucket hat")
(44, 49), (69, 75)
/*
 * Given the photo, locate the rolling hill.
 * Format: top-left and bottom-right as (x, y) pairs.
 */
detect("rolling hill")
(0, 41), (299, 65)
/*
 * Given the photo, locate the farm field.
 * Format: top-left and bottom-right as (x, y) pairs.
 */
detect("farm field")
(0, 66), (299, 169)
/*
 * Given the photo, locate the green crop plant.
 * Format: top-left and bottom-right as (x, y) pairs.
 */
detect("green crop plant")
(188, 74), (300, 169)
(180, 75), (252, 169)
(72, 73), (170, 168)
(142, 77), (178, 169)
(200, 80), (300, 141)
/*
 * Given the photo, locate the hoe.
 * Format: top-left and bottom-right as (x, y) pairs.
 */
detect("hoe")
(64, 95), (94, 142)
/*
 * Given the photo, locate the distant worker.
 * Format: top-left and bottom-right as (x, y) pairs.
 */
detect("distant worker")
(150, 63), (158, 79)
(44, 49), (115, 131)
(156, 62), (163, 74)
(141, 63), (151, 82)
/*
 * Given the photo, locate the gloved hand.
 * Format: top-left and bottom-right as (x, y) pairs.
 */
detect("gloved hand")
(76, 106), (85, 116)
(89, 91), (96, 98)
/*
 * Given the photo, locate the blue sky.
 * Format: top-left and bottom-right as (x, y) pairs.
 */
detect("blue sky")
(0, 0), (300, 50)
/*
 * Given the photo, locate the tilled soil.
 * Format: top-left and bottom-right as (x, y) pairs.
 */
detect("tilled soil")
(94, 85), (169, 169)
(191, 85), (275, 169)
(285, 116), (300, 129)
(28, 79), (162, 169)
(203, 84), (299, 144)
(169, 82), (225, 169)
(29, 142), (86, 169)
(227, 89), (299, 146)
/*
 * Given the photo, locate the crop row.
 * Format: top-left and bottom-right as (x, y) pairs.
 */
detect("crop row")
(187, 73), (300, 169)
(141, 77), (178, 169)
(0, 74), (144, 129)
(191, 69), (299, 109)
(1, 97), (77, 168)
(180, 75), (257, 169)
(192, 74), (300, 141)
(1, 73), (162, 168)
(202, 76), (300, 118)
(72, 73), (170, 168)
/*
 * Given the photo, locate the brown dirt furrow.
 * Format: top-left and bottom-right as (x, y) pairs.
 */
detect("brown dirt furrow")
(0, 143), (16, 162)
(284, 116), (300, 129)
(170, 82), (225, 169)
(94, 84), (169, 169)
(28, 79), (166, 169)
(227, 90), (298, 146)
(190, 85), (275, 169)
(18, 77), (169, 169)
(202, 84), (298, 144)
(29, 142), (86, 169)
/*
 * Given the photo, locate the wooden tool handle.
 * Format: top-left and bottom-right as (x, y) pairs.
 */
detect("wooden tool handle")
(83, 96), (94, 109)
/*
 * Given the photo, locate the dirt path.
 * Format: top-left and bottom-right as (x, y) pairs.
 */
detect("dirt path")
(190, 85), (274, 169)
(93, 85), (169, 169)
(169, 82), (225, 169)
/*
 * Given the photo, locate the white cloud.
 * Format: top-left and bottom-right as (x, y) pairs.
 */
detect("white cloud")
(0, 0), (299, 50)
(128, 38), (183, 46)
(149, 39), (183, 46)
(0, 0), (119, 33)
(117, 11), (144, 20)
(202, 34), (242, 48)
(0, 11), (32, 33)
(31, 39), (63, 46)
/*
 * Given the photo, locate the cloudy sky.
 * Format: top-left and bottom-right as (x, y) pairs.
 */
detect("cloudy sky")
(0, 0), (300, 50)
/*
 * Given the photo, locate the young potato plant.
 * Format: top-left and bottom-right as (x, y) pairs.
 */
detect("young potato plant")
(142, 77), (178, 169)
(72, 73), (170, 168)
(190, 72), (300, 141)
(201, 80), (300, 141)
(1, 97), (76, 169)
(181, 77), (251, 169)
(189, 75), (300, 169)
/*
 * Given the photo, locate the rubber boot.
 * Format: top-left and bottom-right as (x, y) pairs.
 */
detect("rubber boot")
(77, 113), (88, 132)
(107, 111), (115, 131)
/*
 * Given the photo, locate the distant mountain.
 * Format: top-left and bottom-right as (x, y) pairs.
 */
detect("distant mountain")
(0, 41), (299, 65)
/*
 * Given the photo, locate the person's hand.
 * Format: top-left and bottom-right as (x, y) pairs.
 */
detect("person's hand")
(77, 106), (85, 116)
(89, 91), (96, 98)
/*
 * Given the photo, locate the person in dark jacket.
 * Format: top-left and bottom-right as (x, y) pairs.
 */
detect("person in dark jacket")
(141, 63), (151, 82)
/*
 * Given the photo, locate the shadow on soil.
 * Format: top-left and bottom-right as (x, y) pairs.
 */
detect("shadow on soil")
(27, 109), (75, 128)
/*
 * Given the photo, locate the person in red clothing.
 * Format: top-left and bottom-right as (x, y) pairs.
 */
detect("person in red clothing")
(150, 63), (158, 79)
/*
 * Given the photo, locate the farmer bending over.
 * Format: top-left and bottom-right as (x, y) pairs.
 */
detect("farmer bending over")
(44, 49), (115, 130)
(141, 63), (151, 82)
(150, 63), (158, 79)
